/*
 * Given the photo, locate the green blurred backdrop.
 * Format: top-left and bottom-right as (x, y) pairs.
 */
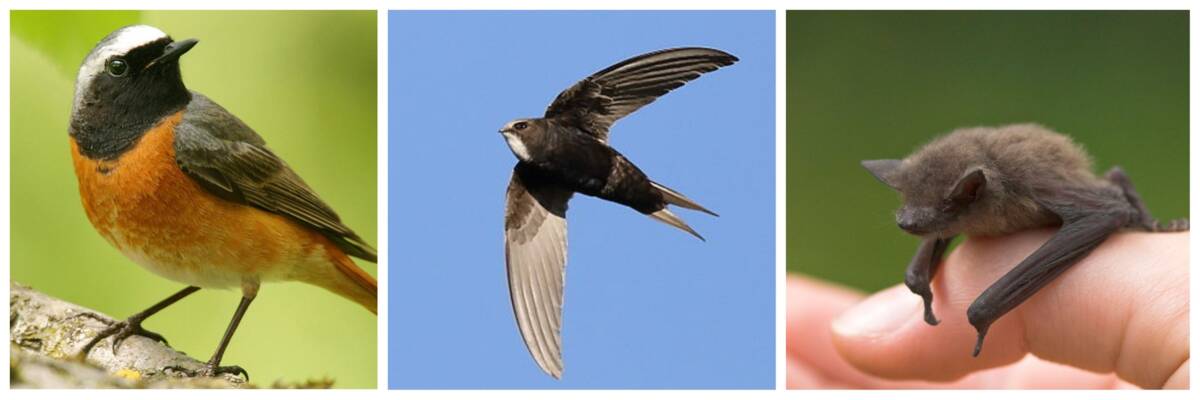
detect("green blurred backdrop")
(10, 11), (377, 387)
(786, 11), (1188, 291)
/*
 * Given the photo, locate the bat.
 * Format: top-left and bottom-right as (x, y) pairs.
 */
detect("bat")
(862, 123), (1187, 356)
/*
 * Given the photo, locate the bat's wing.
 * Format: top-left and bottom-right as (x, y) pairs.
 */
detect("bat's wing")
(966, 185), (1134, 356)
(504, 165), (573, 378)
(173, 92), (377, 262)
(543, 47), (738, 143)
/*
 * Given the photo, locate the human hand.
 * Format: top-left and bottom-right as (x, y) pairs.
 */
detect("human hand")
(787, 230), (1188, 389)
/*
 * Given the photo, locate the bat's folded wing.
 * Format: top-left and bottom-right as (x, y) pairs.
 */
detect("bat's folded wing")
(966, 186), (1135, 356)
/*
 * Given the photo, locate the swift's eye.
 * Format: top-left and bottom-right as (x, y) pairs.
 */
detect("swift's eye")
(514, 122), (528, 130)
(106, 58), (129, 77)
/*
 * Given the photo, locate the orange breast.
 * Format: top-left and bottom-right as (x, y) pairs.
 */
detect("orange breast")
(70, 111), (329, 288)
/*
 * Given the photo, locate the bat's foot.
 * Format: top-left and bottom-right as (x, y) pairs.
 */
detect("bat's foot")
(164, 362), (250, 381)
(905, 280), (941, 325)
(75, 312), (169, 358)
(1152, 218), (1189, 232)
(920, 296), (940, 326)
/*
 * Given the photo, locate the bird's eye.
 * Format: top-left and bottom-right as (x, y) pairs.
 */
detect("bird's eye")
(106, 58), (129, 77)
(514, 122), (528, 130)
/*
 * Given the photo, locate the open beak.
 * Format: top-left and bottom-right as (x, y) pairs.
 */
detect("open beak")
(146, 38), (198, 70)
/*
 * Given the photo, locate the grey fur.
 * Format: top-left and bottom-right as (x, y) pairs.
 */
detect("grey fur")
(864, 123), (1101, 237)
(863, 123), (1187, 356)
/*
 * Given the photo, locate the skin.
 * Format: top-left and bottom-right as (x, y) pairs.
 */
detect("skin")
(787, 230), (1188, 389)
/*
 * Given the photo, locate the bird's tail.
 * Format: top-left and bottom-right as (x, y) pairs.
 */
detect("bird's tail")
(647, 181), (717, 241)
(308, 243), (378, 314)
(651, 181), (718, 217)
(649, 209), (705, 241)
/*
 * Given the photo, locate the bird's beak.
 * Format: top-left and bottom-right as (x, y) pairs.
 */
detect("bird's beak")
(146, 38), (198, 70)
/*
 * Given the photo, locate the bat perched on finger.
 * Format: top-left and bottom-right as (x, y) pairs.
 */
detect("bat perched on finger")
(862, 123), (1187, 356)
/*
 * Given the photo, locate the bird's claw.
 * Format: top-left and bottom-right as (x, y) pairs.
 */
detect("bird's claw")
(70, 311), (114, 325)
(78, 316), (169, 357)
(164, 363), (250, 381)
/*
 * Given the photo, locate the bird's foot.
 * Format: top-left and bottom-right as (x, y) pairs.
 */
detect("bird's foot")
(72, 311), (114, 325)
(74, 312), (168, 358)
(164, 362), (249, 381)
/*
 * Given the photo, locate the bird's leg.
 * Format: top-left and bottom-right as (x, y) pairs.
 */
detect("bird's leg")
(165, 295), (254, 381)
(904, 236), (954, 325)
(76, 286), (200, 358)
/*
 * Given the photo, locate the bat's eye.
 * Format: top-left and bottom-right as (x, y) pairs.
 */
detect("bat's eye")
(106, 58), (129, 77)
(514, 122), (528, 130)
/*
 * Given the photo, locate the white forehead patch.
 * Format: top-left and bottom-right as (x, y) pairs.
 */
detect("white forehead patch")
(73, 25), (170, 110)
(100, 25), (168, 56)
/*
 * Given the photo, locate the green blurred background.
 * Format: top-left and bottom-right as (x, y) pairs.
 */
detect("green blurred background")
(10, 11), (377, 387)
(786, 11), (1188, 291)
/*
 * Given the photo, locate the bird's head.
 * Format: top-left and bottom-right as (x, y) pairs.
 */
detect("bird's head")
(498, 118), (546, 162)
(71, 25), (197, 122)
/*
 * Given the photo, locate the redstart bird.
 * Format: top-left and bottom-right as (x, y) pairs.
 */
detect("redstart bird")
(68, 25), (377, 379)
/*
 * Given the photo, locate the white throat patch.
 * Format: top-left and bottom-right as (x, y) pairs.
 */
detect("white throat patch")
(502, 131), (532, 161)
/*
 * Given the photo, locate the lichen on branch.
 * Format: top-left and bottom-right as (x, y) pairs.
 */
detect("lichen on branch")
(9, 282), (245, 388)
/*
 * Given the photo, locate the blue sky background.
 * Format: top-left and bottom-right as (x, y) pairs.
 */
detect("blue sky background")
(388, 11), (775, 389)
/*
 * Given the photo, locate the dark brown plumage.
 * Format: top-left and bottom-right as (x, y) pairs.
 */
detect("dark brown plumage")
(863, 123), (1187, 356)
(499, 47), (737, 378)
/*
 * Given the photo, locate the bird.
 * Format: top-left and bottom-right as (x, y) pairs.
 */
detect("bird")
(498, 47), (737, 378)
(67, 25), (377, 379)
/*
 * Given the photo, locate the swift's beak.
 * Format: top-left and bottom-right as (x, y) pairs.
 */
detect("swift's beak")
(146, 38), (198, 70)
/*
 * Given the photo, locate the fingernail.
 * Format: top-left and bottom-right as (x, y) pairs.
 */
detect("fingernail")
(832, 285), (920, 338)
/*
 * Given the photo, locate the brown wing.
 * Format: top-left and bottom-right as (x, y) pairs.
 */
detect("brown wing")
(173, 93), (377, 262)
(504, 165), (573, 378)
(543, 47), (738, 142)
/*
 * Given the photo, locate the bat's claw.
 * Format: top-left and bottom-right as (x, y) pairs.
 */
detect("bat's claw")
(970, 319), (991, 357)
(967, 303), (992, 357)
(972, 330), (986, 357)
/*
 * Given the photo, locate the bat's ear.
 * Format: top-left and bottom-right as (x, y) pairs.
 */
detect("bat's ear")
(949, 168), (987, 204)
(861, 159), (902, 189)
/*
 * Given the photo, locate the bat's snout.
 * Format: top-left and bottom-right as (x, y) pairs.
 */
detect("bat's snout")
(896, 207), (935, 235)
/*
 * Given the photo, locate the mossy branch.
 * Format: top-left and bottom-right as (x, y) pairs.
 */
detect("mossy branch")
(9, 282), (245, 388)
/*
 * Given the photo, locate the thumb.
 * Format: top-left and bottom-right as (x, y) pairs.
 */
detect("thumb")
(830, 230), (1188, 388)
